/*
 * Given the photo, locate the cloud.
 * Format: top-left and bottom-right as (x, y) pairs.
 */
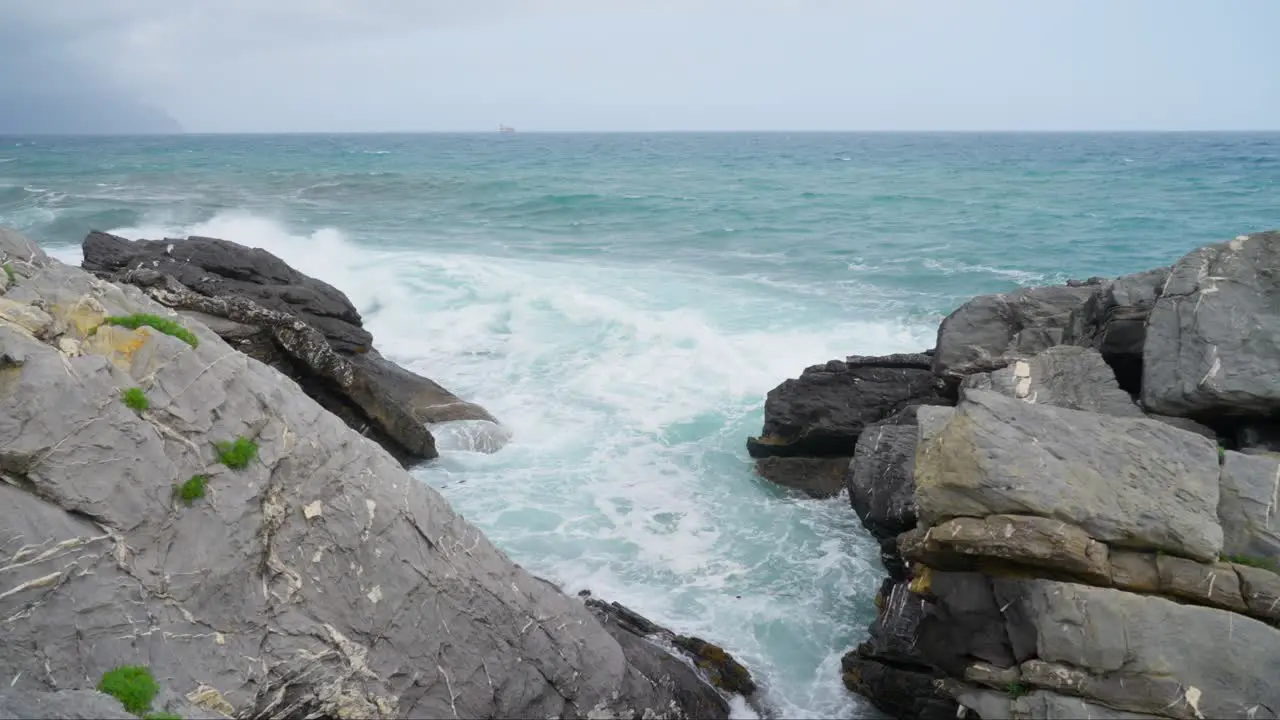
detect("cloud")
(0, 1), (181, 132)
(1, 0), (1278, 132)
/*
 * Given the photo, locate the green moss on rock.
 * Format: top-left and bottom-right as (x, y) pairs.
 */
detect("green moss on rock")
(97, 665), (160, 715)
(102, 313), (199, 348)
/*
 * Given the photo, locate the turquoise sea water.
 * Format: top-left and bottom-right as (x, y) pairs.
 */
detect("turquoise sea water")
(3, 132), (1278, 718)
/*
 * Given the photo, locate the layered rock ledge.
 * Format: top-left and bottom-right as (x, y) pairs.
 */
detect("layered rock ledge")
(0, 227), (752, 719)
(749, 230), (1280, 719)
(81, 230), (508, 466)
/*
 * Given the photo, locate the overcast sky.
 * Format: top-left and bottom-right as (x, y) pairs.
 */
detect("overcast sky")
(2, 0), (1278, 133)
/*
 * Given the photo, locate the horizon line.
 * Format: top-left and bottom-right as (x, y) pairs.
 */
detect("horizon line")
(4, 129), (1280, 137)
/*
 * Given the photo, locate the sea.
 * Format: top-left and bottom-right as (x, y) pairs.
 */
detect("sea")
(3, 132), (1278, 718)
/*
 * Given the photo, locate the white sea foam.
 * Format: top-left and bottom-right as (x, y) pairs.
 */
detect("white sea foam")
(96, 210), (927, 718)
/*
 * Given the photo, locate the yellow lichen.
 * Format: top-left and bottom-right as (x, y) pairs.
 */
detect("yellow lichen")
(81, 325), (153, 370)
(909, 565), (934, 595)
(50, 295), (107, 337)
(187, 685), (236, 716)
(751, 434), (789, 446)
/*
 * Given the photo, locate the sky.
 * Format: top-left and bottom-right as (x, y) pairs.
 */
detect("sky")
(1, 0), (1278, 133)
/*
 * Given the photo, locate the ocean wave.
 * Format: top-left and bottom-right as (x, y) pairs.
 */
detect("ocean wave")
(91, 208), (921, 717)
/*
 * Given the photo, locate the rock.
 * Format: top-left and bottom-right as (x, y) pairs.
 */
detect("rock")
(82, 230), (371, 351)
(1108, 550), (1161, 593)
(991, 579), (1280, 718)
(902, 515), (1111, 585)
(0, 226), (50, 267)
(1235, 422), (1280, 454)
(0, 690), (137, 719)
(1065, 266), (1170, 396)
(80, 231), (505, 465)
(847, 423), (918, 539)
(960, 345), (1143, 418)
(911, 571), (1017, 677)
(753, 455), (850, 498)
(841, 651), (955, 720)
(1219, 451), (1280, 562)
(0, 251), (736, 720)
(1154, 555), (1249, 613)
(1144, 413), (1218, 440)
(671, 636), (756, 697)
(584, 598), (757, 707)
(931, 283), (1098, 381)
(747, 353), (950, 458)
(943, 683), (1168, 720)
(839, 576), (958, 720)
(1143, 231), (1280, 419)
(1235, 564), (1280, 622)
(914, 389), (1223, 562)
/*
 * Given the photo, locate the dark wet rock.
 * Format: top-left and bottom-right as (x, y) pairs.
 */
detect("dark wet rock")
(672, 636), (757, 697)
(82, 230), (370, 351)
(753, 455), (850, 498)
(847, 423), (919, 540)
(81, 231), (506, 465)
(1235, 421), (1280, 454)
(583, 598), (759, 713)
(1143, 231), (1280, 420)
(747, 352), (950, 458)
(932, 283), (1098, 381)
(841, 650), (955, 720)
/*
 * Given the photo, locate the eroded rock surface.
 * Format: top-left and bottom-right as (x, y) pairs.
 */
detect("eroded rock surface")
(80, 230), (506, 464)
(0, 234), (737, 720)
(747, 353), (950, 458)
(931, 283), (1099, 381)
(757, 230), (1280, 719)
(1143, 231), (1280, 420)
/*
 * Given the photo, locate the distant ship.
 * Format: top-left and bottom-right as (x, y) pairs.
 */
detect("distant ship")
(499, 124), (516, 134)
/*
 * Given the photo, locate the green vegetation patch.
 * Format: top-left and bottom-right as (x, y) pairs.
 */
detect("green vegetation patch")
(122, 387), (150, 412)
(102, 313), (199, 348)
(215, 436), (259, 470)
(98, 665), (160, 715)
(175, 474), (208, 506)
(143, 713), (183, 720)
(1005, 681), (1029, 699)
(1223, 553), (1279, 572)
(2, 263), (14, 284)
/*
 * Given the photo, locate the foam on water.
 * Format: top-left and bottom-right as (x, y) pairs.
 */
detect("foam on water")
(85, 211), (930, 718)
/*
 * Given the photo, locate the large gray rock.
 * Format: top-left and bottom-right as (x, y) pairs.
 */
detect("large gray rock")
(961, 345), (1143, 418)
(1143, 231), (1280, 419)
(0, 690), (135, 719)
(932, 283), (1099, 381)
(0, 253), (733, 719)
(1219, 451), (1280, 562)
(80, 231), (506, 464)
(992, 579), (1280, 719)
(1065, 266), (1170, 396)
(747, 353), (950, 458)
(915, 389), (1223, 561)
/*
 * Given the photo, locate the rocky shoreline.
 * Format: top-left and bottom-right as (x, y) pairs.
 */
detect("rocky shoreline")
(750, 230), (1280, 719)
(0, 227), (756, 719)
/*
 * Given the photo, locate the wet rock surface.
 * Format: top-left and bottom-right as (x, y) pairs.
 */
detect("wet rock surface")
(751, 230), (1280, 719)
(80, 230), (505, 465)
